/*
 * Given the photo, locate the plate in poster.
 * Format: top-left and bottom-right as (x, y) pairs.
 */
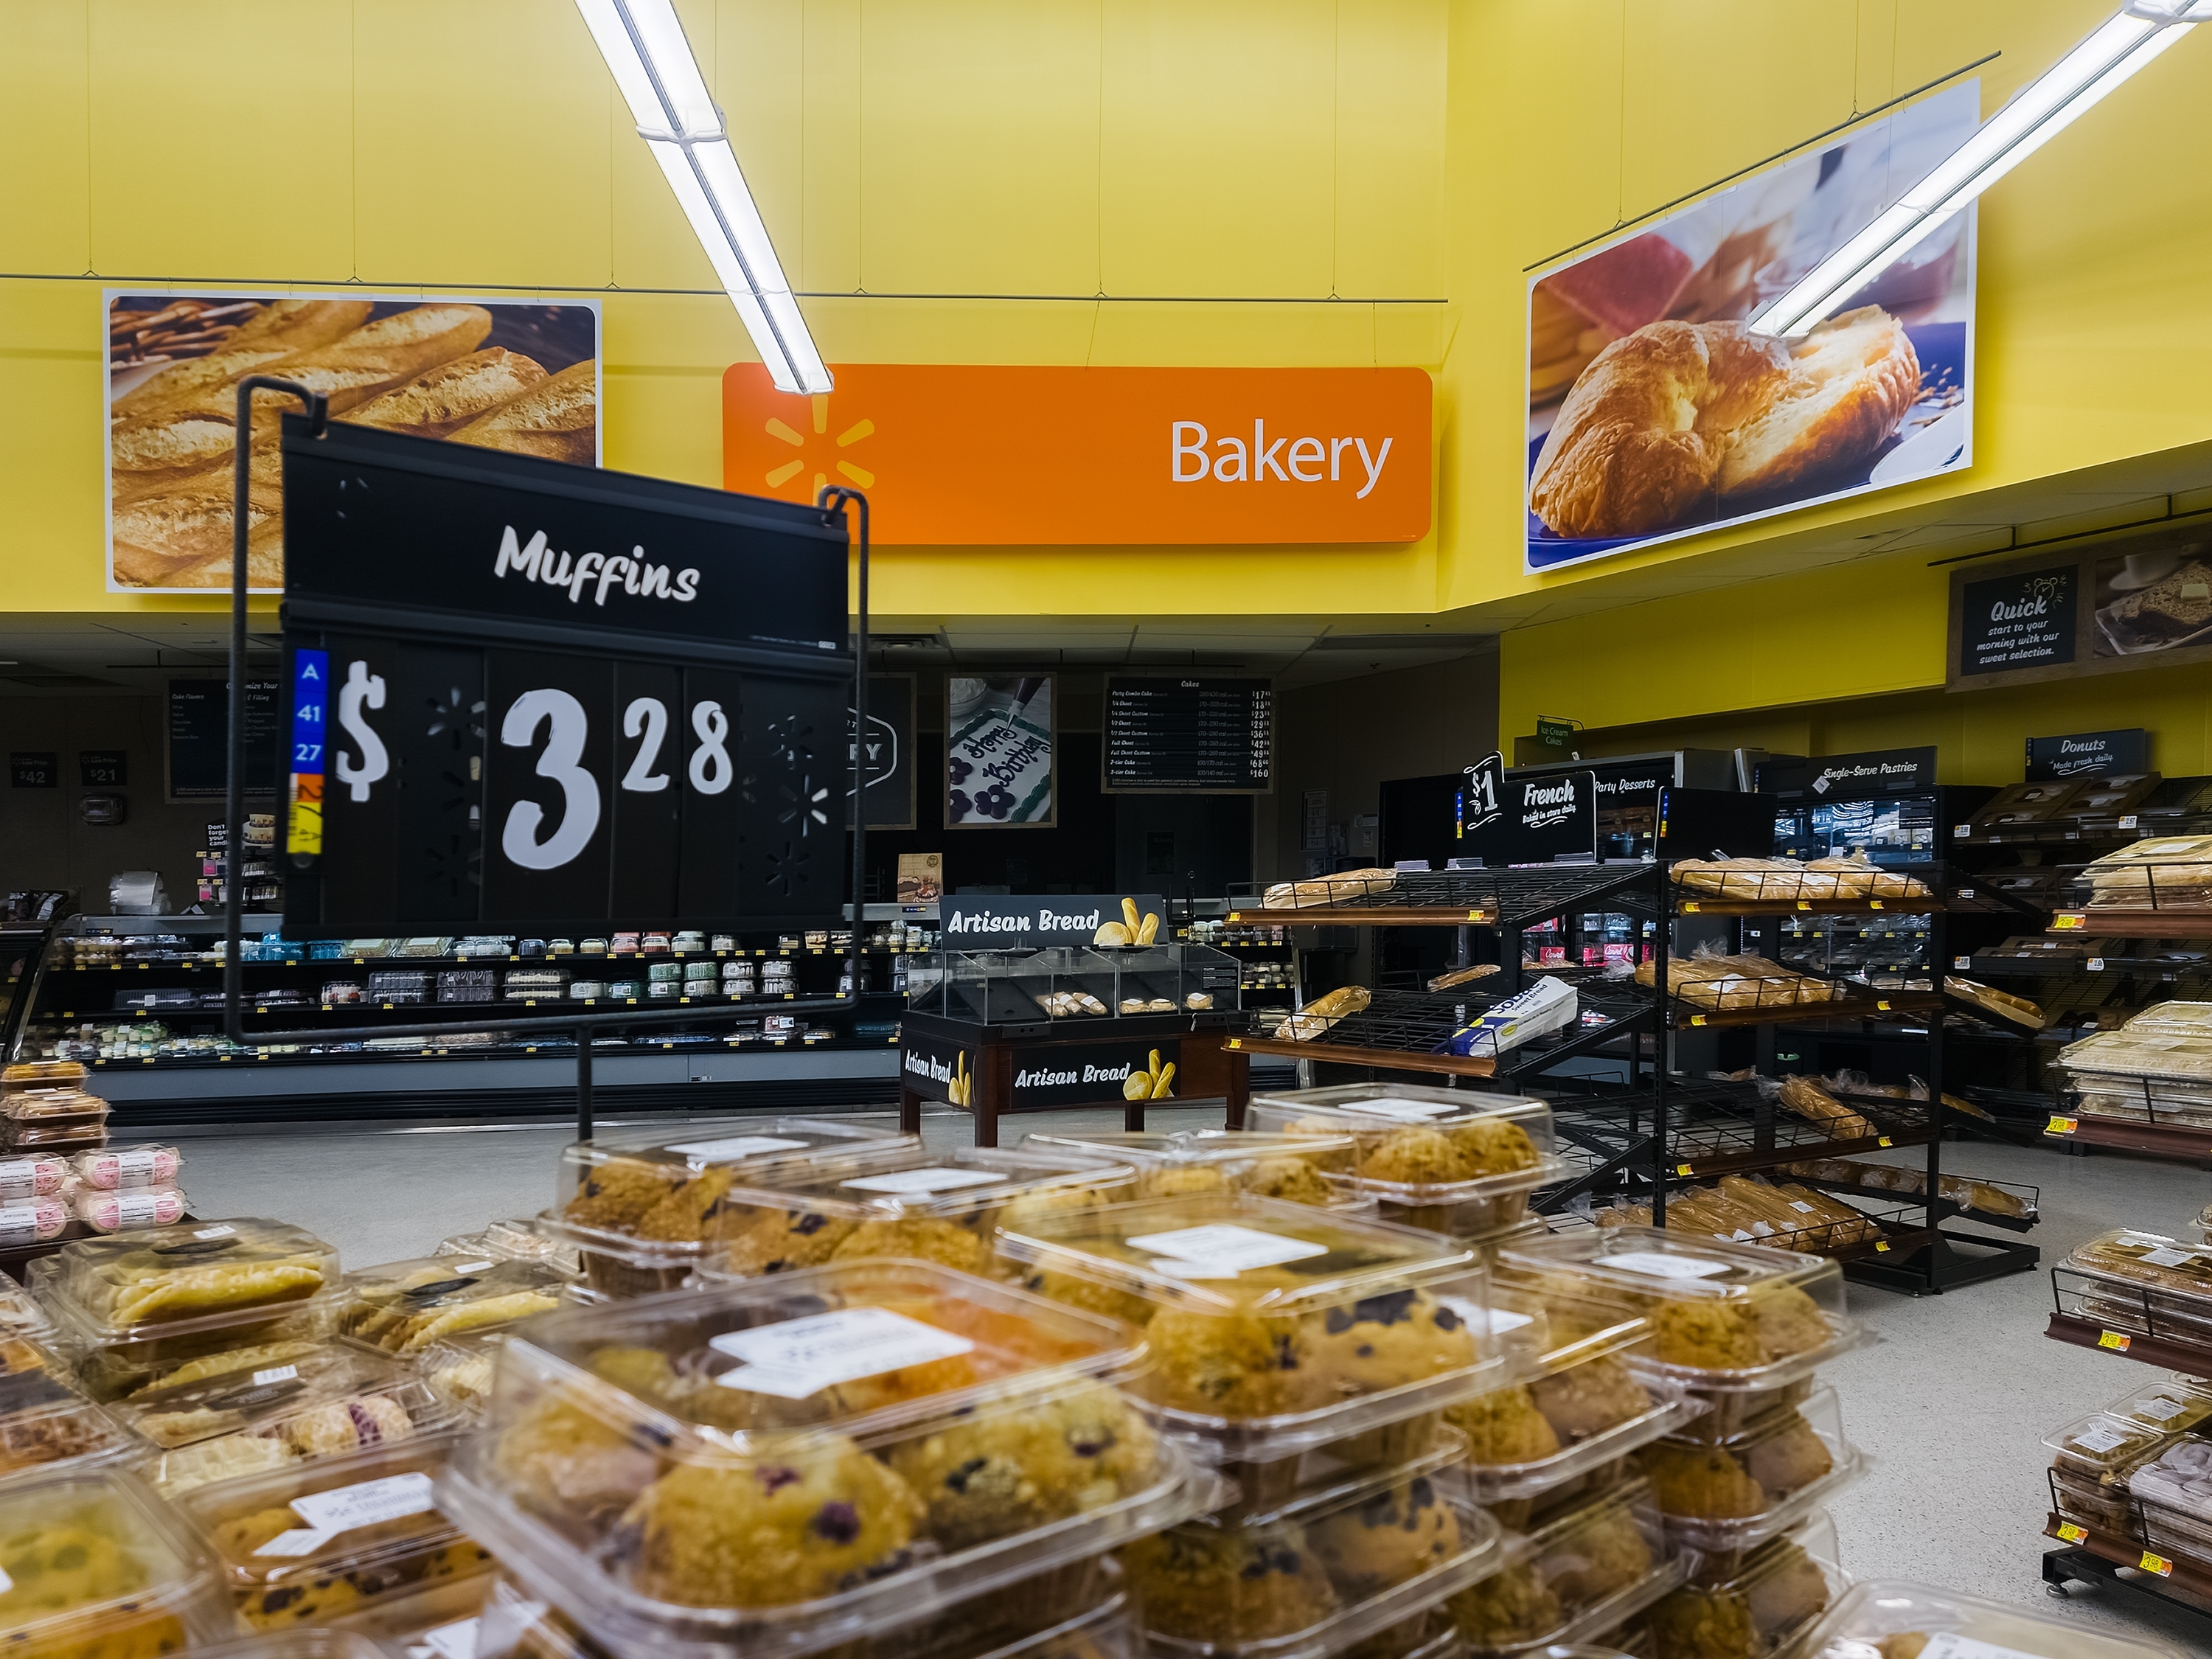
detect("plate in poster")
(1868, 403), (1969, 487)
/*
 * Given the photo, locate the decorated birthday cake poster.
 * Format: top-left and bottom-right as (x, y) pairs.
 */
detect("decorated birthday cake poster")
(947, 675), (1054, 828)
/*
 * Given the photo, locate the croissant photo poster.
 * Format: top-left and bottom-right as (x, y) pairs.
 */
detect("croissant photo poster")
(1525, 82), (1978, 572)
(105, 293), (600, 593)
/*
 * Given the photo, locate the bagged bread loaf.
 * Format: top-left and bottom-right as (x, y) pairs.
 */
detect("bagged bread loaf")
(1278, 985), (1371, 1041)
(1944, 975), (2044, 1030)
(1262, 867), (1397, 909)
(1775, 1074), (1877, 1141)
(2083, 835), (2212, 909)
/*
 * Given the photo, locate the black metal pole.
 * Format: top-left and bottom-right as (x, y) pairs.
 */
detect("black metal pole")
(226, 380), (327, 1048)
(1651, 860), (1671, 1227)
(1924, 908), (1947, 1293)
(577, 1026), (594, 1142)
(817, 487), (871, 1012)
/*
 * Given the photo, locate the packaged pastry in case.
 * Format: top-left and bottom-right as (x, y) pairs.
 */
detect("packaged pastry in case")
(1019, 1128), (1364, 1208)
(0, 1386), (137, 1481)
(2054, 1228), (2212, 1340)
(420, 1329), (507, 1422)
(2101, 1377), (2212, 1433)
(330, 1568), (497, 1657)
(1798, 1578), (2191, 1659)
(1450, 1271), (1700, 1511)
(115, 1346), (455, 1498)
(184, 1634), (392, 1659)
(1248, 1087), (1566, 1236)
(1636, 1390), (1863, 1553)
(1644, 1509), (1842, 1659)
(0, 1153), (70, 1202)
(1447, 1477), (1683, 1657)
(340, 1255), (570, 1355)
(177, 1431), (492, 1630)
(435, 1259), (1203, 1659)
(0, 1467), (237, 1659)
(1000, 1193), (1501, 1463)
(1124, 1434), (1501, 1659)
(73, 1144), (181, 1191)
(1497, 1228), (1860, 1437)
(438, 1219), (581, 1277)
(75, 1187), (189, 1233)
(538, 1118), (920, 1297)
(694, 1145), (1139, 1284)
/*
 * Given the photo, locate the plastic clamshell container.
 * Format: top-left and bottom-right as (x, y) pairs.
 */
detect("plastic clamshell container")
(1453, 1276), (1701, 1506)
(1498, 1227), (1859, 1436)
(0, 1154), (69, 1202)
(2101, 1377), (2212, 1433)
(695, 1144), (1141, 1284)
(330, 1567), (498, 1655)
(0, 1468), (237, 1657)
(1018, 1129), (1365, 1208)
(2049, 1460), (2138, 1536)
(35, 1217), (342, 1344)
(177, 1430), (492, 1632)
(73, 1144), (182, 1191)
(998, 1192), (1503, 1464)
(437, 1219), (581, 1277)
(1798, 1579), (2192, 1659)
(2124, 1433), (2212, 1527)
(2060, 1228), (2212, 1310)
(1124, 1436), (1503, 1659)
(1638, 1387), (1865, 1553)
(0, 1383), (136, 1481)
(435, 1259), (1205, 1659)
(340, 1255), (571, 1357)
(418, 1329), (507, 1422)
(1645, 1509), (1843, 1659)
(116, 1349), (458, 1498)
(539, 1123), (933, 1298)
(0, 1281), (57, 1340)
(1248, 1088), (1567, 1237)
(1447, 1476), (1684, 1658)
(185, 1633), (392, 1659)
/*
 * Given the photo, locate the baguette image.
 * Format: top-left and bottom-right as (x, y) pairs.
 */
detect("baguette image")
(111, 305), (497, 495)
(449, 358), (597, 464)
(110, 300), (377, 420)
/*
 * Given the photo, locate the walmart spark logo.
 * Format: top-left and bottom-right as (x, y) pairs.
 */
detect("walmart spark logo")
(763, 394), (875, 496)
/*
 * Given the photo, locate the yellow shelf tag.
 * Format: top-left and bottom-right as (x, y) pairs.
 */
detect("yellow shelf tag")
(1875, 1241), (1891, 1252)
(2047, 1116), (2079, 1136)
(1690, 1014), (1708, 1026)
(1225, 913), (1241, 923)
(2056, 1523), (2087, 1543)
(2141, 1551), (2174, 1577)
(1675, 1164), (1693, 1177)
(1796, 900), (1811, 911)
(2053, 913), (2086, 930)
(1681, 902), (1701, 914)
(2099, 1330), (2133, 1352)
(1877, 1136), (1893, 1148)
(1226, 1037), (1242, 1049)
(1870, 900), (1885, 910)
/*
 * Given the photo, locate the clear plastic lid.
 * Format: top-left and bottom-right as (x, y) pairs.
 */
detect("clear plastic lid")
(1019, 1130), (1361, 1207)
(700, 1146), (1139, 1281)
(72, 1143), (182, 1191)
(52, 1296), (345, 1405)
(439, 1220), (581, 1277)
(1646, 1509), (1841, 1659)
(0, 1388), (136, 1481)
(115, 1347), (457, 1498)
(2062, 1228), (2212, 1306)
(0, 1091), (108, 1123)
(543, 1118), (921, 1260)
(2102, 1377), (2212, 1433)
(1799, 1579), (2192, 1659)
(998, 1193), (1501, 1461)
(1, 1060), (88, 1091)
(36, 1217), (341, 1343)
(177, 1432), (493, 1631)
(1450, 1275), (1700, 1504)
(1638, 1388), (1865, 1552)
(341, 1256), (572, 1356)
(0, 1469), (234, 1655)
(1447, 1477), (1683, 1657)
(439, 1262), (1203, 1659)
(330, 1568), (497, 1658)
(2042, 1409), (2173, 1482)
(420, 1329), (507, 1422)
(2125, 1432), (2212, 1521)
(1124, 1435), (1502, 1659)
(1498, 1228), (1857, 1394)
(187, 1634), (392, 1659)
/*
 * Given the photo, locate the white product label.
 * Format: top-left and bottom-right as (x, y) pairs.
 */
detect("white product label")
(2136, 1394), (2191, 1422)
(841, 1166), (1007, 1194)
(1438, 1296), (1531, 1338)
(254, 1528), (334, 1558)
(288, 1471), (437, 1537)
(415, 1616), (481, 1659)
(0, 1161), (43, 1198)
(1348, 1097), (1458, 1119)
(0, 1565), (11, 1593)
(1916, 1637), (2042, 1659)
(195, 1225), (237, 1239)
(1593, 1251), (1731, 1280)
(252, 1366), (299, 1387)
(0, 1210), (44, 1244)
(668, 1135), (808, 1162)
(453, 1261), (495, 1275)
(115, 1149), (163, 1180)
(1126, 1223), (1328, 1276)
(2070, 1422), (2131, 1455)
(2140, 1247), (2199, 1269)
(1789, 1201), (1816, 1214)
(111, 1192), (167, 1227)
(709, 1307), (975, 1399)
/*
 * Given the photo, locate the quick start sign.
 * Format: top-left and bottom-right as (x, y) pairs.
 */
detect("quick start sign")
(277, 417), (851, 936)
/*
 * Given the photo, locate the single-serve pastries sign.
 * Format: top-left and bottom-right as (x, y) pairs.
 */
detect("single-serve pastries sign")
(108, 298), (597, 589)
(1094, 897), (1162, 947)
(1527, 306), (1919, 540)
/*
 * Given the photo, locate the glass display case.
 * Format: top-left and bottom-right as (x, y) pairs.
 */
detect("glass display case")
(905, 944), (1242, 1031)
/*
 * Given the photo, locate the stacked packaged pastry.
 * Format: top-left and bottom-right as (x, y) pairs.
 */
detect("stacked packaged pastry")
(1491, 1228), (1870, 1659)
(437, 1258), (1206, 1659)
(2056, 1001), (2212, 1128)
(1798, 1580), (2189, 1659)
(0, 1060), (108, 1157)
(1020, 1127), (1371, 1210)
(2053, 1227), (2212, 1349)
(998, 1192), (1524, 1659)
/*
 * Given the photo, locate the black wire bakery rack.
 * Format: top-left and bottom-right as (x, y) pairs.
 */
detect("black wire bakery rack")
(1227, 864), (1664, 928)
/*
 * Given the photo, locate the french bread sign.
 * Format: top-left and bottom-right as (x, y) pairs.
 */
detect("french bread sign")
(723, 365), (1430, 544)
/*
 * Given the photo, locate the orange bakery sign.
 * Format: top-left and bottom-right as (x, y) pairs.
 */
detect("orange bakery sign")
(722, 364), (1430, 544)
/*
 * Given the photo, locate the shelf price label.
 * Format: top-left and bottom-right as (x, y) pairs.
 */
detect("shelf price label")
(2099, 1330), (2132, 1352)
(2052, 913), (2087, 930)
(2087, 958), (2106, 972)
(1675, 1164), (1694, 1178)
(2047, 1116), (2079, 1137)
(1874, 1241), (1891, 1252)
(2055, 1522), (2087, 1543)
(2140, 1550), (2174, 1577)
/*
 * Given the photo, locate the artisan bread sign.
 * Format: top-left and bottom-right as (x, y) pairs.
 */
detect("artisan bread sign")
(939, 894), (1166, 948)
(723, 365), (1430, 545)
(1960, 563), (2077, 677)
(1010, 1041), (1180, 1107)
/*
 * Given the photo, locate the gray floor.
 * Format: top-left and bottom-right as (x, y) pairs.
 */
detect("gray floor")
(169, 1108), (2212, 1649)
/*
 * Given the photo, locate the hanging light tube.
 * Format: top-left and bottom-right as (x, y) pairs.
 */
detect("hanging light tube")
(1748, 1), (2208, 338)
(574, 0), (830, 393)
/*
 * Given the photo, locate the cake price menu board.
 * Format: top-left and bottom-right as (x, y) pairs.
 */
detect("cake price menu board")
(1105, 676), (1273, 793)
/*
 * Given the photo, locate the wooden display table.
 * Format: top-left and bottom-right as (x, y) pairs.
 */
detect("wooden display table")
(899, 1008), (1250, 1147)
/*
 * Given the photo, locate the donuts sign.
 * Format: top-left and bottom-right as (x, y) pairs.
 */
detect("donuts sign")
(1525, 81), (1979, 571)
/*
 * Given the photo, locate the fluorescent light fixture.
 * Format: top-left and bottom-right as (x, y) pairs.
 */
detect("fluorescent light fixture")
(574, 0), (830, 393)
(1749, 1), (2208, 338)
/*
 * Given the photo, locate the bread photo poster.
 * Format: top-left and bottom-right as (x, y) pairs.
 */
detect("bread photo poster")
(1525, 81), (1977, 572)
(106, 293), (599, 592)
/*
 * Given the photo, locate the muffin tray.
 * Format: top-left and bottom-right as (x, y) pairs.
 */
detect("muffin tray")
(1447, 1478), (1683, 1658)
(1638, 1388), (1866, 1553)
